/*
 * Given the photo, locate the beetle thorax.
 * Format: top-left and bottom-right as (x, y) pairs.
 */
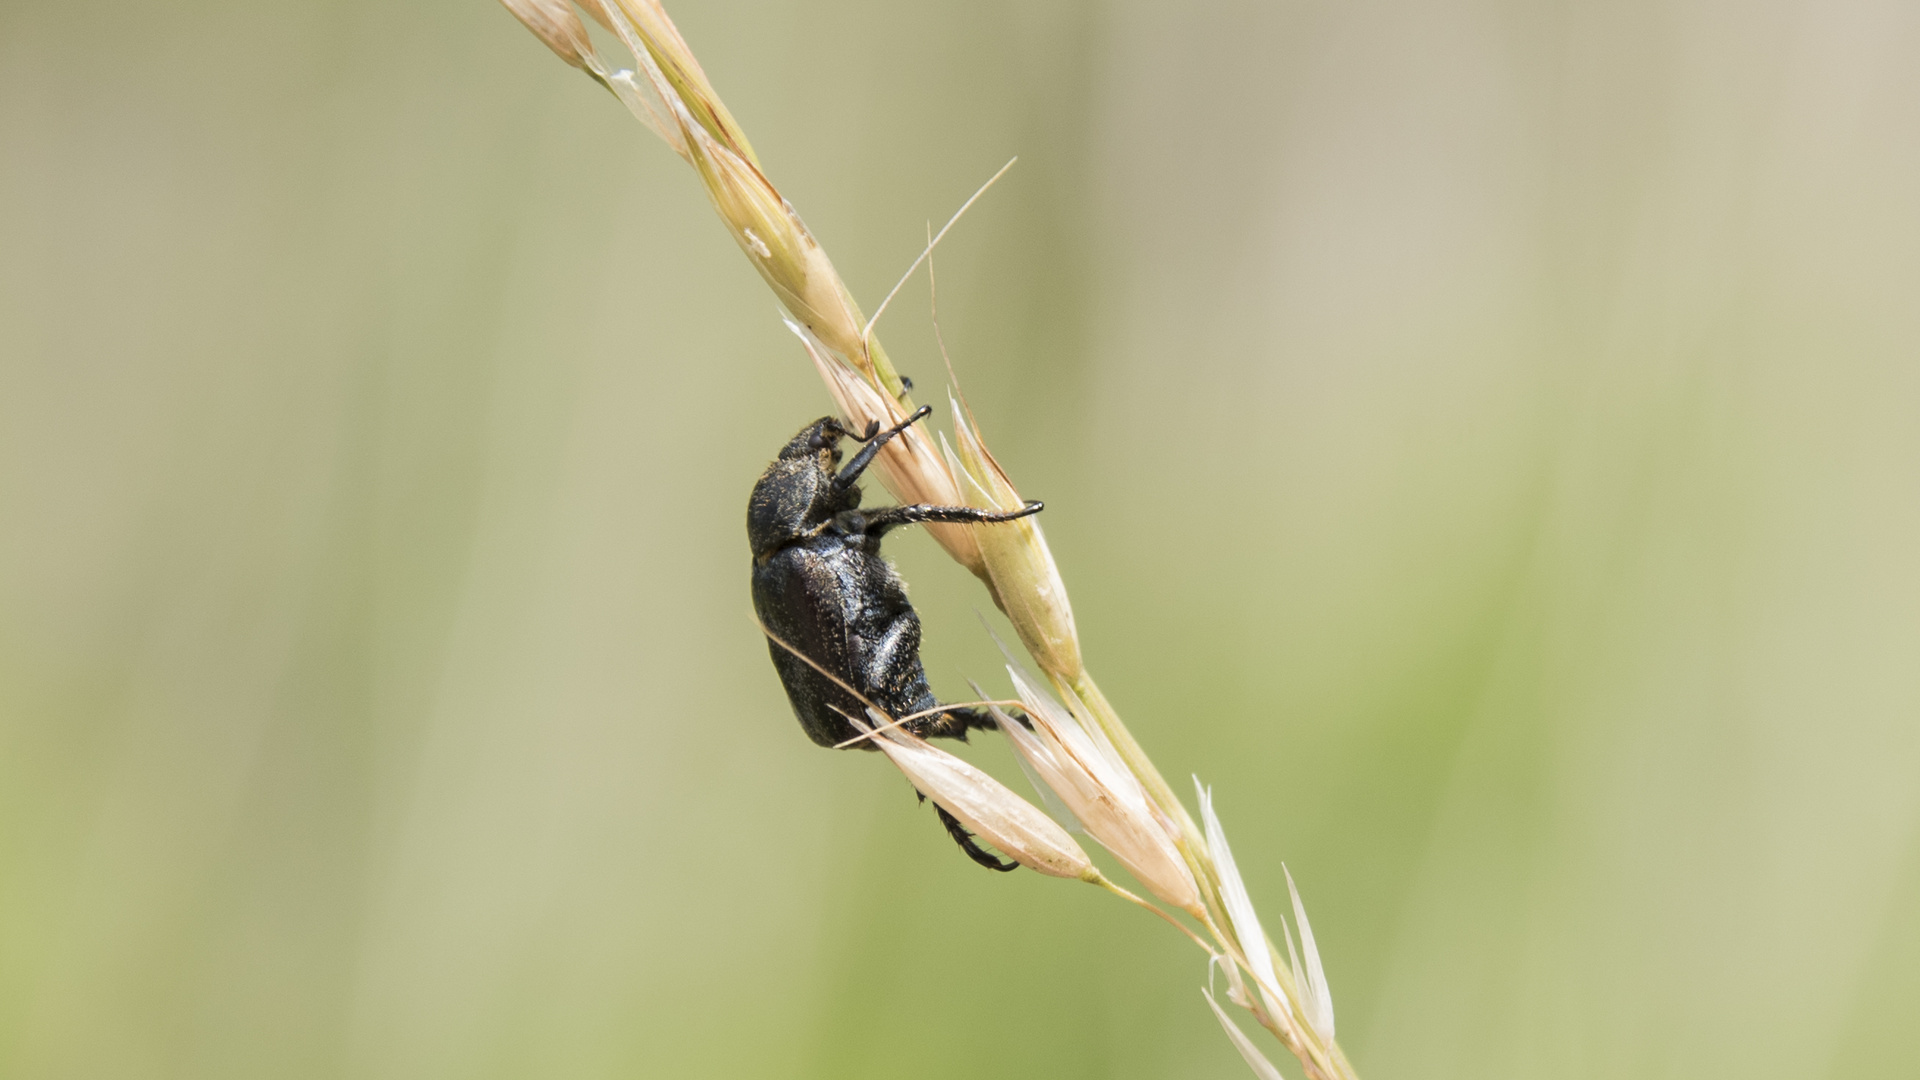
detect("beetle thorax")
(747, 453), (847, 559)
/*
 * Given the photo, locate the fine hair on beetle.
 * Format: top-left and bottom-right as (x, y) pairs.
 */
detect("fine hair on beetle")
(748, 405), (1041, 870)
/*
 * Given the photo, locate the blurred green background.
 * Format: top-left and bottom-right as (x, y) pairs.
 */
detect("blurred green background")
(3, 0), (1917, 1077)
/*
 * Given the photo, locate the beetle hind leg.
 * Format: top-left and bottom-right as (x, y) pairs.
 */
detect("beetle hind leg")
(908, 704), (1021, 743)
(933, 803), (1018, 872)
(911, 705), (1026, 742)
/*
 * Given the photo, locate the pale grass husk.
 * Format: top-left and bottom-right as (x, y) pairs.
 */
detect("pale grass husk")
(498, 5), (1363, 1077)
(852, 710), (1097, 881)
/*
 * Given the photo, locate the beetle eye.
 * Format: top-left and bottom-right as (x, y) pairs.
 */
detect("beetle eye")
(808, 433), (826, 449)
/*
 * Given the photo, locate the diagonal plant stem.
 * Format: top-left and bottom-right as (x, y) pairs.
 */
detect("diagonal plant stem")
(497, 3), (1362, 1077)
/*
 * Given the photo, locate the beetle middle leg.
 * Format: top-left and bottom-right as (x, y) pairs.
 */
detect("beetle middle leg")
(861, 500), (1043, 538)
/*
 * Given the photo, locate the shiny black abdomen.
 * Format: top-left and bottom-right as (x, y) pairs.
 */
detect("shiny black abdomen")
(752, 533), (942, 748)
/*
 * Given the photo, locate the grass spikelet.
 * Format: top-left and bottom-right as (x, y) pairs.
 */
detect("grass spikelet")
(852, 711), (1098, 881)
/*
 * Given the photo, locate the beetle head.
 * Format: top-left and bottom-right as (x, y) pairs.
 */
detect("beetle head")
(779, 416), (852, 463)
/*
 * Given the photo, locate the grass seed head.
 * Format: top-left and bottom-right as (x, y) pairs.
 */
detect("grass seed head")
(945, 401), (1081, 679)
(607, 0), (758, 164)
(505, 6), (1360, 1073)
(1284, 867), (1336, 1042)
(572, 0), (617, 34)
(990, 672), (1201, 914)
(855, 712), (1096, 880)
(498, 0), (599, 71)
(1203, 987), (1289, 1080)
(1197, 780), (1293, 1036)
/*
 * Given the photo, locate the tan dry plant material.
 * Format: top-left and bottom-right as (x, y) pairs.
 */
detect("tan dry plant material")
(498, 0), (597, 69)
(984, 674), (1199, 915)
(852, 711), (1098, 881)
(499, 5), (1363, 1078)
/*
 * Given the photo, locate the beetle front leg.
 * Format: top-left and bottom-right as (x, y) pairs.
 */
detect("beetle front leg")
(832, 405), (933, 491)
(862, 500), (1042, 538)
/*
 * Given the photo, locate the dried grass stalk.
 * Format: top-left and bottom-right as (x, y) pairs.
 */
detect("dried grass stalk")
(498, 4), (1363, 1076)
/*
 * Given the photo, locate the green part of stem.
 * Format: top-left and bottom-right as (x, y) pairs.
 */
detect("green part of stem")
(1091, 873), (1217, 958)
(863, 335), (910, 401)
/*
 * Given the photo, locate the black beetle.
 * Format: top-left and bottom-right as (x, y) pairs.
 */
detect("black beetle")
(749, 405), (1042, 870)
